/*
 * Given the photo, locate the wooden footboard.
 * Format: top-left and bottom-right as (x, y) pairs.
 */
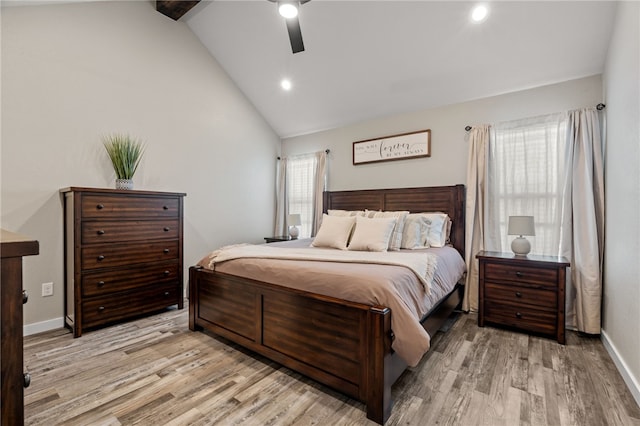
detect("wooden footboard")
(189, 265), (396, 424)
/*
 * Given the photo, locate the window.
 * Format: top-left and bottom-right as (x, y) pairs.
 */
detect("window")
(286, 153), (318, 237)
(487, 113), (568, 256)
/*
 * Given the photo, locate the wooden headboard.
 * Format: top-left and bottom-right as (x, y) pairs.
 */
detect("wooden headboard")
(323, 184), (465, 256)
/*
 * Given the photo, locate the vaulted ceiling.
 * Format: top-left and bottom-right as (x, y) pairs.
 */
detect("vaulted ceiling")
(183, 1), (617, 138)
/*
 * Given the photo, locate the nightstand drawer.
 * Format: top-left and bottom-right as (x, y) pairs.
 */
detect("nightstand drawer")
(82, 219), (180, 244)
(484, 263), (558, 288)
(484, 303), (557, 335)
(484, 282), (556, 310)
(81, 195), (180, 219)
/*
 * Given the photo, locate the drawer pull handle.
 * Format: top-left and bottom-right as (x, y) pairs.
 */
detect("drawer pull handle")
(163, 205), (169, 210)
(97, 255), (105, 261)
(97, 230), (105, 235)
(96, 204), (104, 210)
(515, 312), (522, 319)
(24, 372), (31, 388)
(163, 270), (170, 276)
(98, 306), (105, 312)
(515, 291), (522, 298)
(23, 290), (29, 304)
(515, 271), (523, 278)
(98, 281), (105, 287)
(163, 248), (170, 254)
(163, 227), (170, 232)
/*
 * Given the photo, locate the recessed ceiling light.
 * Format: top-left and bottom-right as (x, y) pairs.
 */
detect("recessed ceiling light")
(281, 79), (292, 91)
(279, 3), (298, 19)
(471, 5), (489, 23)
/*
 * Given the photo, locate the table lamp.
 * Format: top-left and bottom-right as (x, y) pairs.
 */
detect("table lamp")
(288, 214), (301, 239)
(508, 216), (535, 256)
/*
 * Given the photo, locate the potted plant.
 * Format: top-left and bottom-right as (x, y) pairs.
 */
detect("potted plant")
(102, 134), (145, 190)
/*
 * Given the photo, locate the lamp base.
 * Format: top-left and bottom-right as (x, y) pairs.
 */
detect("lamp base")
(289, 226), (299, 239)
(511, 236), (531, 256)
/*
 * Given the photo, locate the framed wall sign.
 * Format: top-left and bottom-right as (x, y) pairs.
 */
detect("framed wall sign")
(353, 129), (431, 165)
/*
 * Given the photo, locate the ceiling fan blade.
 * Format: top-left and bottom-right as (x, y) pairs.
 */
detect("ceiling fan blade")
(286, 17), (305, 53)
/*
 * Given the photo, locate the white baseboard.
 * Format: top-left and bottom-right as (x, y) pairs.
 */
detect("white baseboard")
(601, 329), (640, 408)
(24, 317), (65, 336)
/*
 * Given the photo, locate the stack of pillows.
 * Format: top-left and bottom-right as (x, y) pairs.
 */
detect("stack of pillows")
(311, 209), (451, 252)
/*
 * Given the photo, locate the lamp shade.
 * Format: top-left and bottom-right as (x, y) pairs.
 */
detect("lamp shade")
(288, 213), (301, 226)
(508, 216), (535, 237)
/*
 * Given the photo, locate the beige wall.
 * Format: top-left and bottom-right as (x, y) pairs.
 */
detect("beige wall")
(1, 2), (280, 330)
(603, 1), (640, 405)
(282, 75), (602, 191)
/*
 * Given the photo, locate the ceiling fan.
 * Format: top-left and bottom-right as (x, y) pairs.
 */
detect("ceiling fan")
(268, 1), (311, 54)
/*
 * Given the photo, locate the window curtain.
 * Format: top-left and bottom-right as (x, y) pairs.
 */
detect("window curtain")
(464, 108), (604, 333)
(274, 151), (327, 238)
(462, 125), (490, 312)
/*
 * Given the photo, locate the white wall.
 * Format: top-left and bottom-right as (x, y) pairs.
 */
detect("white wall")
(282, 76), (602, 191)
(1, 2), (280, 329)
(602, 1), (640, 405)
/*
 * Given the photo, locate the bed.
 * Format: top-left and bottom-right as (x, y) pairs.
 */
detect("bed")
(188, 184), (465, 424)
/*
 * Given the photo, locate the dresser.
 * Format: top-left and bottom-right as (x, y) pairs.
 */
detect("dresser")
(1, 229), (39, 425)
(476, 251), (570, 344)
(61, 187), (186, 337)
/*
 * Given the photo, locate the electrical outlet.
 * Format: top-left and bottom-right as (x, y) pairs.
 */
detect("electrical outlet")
(42, 282), (53, 297)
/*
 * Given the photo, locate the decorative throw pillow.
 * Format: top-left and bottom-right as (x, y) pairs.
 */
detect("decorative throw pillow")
(311, 214), (356, 250)
(348, 216), (397, 252)
(401, 214), (431, 249)
(421, 213), (450, 247)
(371, 211), (410, 251)
(327, 209), (366, 217)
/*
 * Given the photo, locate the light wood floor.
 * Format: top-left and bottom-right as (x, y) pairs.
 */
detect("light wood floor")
(24, 307), (640, 425)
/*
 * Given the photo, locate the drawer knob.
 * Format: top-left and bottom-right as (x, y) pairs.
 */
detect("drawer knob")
(163, 227), (170, 232)
(515, 291), (522, 298)
(24, 372), (31, 388)
(98, 306), (105, 312)
(164, 291), (170, 297)
(163, 205), (169, 210)
(515, 312), (522, 319)
(96, 204), (104, 210)
(97, 230), (105, 235)
(515, 271), (523, 278)
(163, 270), (170, 276)
(22, 290), (28, 304)
(97, 255), (105, 261)
(98, 281), (105, 287)
(163, 248), (170, 254)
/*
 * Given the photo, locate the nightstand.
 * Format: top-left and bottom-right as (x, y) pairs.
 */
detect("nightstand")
(264, 236), (296, 243)
(476, 251), (570, 344)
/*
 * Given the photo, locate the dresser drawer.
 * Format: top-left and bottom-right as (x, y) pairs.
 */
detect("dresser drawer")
(82, 281), (180, 329)
(82, 219), (179, 244)
(81, 195), (180, 219)
(484, 263), (558, 288)
(484, 303), (557, 336)
(82, 262), (179, 297)
(82, 240), (179, 270)
(484, 282), (556, 310)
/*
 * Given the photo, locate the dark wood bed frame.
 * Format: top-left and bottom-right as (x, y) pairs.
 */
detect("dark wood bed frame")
(188, 184), (465, 424)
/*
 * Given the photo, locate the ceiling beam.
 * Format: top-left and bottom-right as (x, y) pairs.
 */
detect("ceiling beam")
(156, 0), (201, 21)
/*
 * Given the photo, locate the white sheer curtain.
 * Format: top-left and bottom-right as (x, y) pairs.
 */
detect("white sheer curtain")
(474, 108), (604, 332)
(274, 151), (327, 238)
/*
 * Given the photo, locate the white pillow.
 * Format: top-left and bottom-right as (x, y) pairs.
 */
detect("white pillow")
(372, 211), (409, 251)
(422, 213), (450, 247)
(327, 209), (365, 217)
(312, 214), (356, 250)
(348, 216), (397, 252)
(401, 214), (430, 249)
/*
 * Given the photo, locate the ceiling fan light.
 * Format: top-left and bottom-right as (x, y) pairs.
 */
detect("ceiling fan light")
(279, 2), (299, 19)
(471, 4), (489, 22)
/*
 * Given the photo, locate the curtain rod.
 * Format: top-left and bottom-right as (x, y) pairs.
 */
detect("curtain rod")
(464, 103), (606, 132)
(277, 149), (330, 160)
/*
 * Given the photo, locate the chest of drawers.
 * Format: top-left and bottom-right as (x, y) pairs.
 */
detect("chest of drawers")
(476, 251), (570, 344)
(62, 187), (186, 337)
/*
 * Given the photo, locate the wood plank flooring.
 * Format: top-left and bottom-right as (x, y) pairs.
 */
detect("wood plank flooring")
(23, 307), (640, 425)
